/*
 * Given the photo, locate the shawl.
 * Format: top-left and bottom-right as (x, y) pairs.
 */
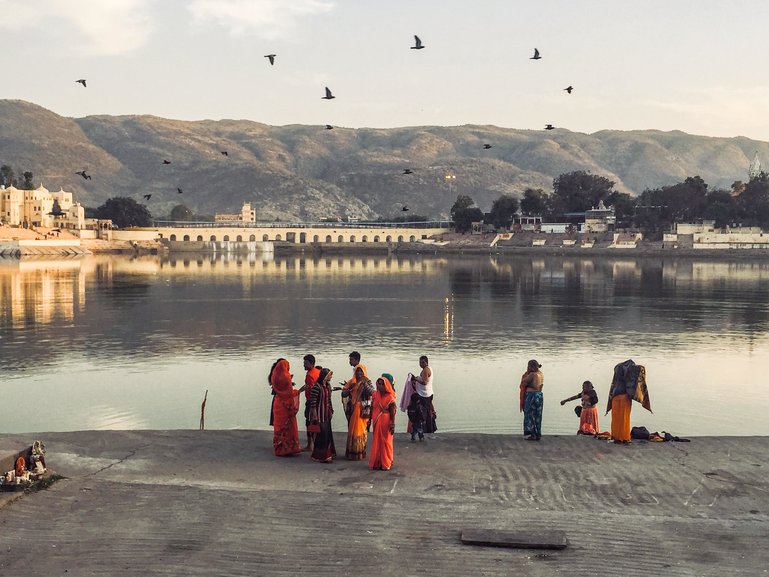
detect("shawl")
(606, 359), (652, 413)
(372, 376), (396, 426)
(399, 373), (417, 412)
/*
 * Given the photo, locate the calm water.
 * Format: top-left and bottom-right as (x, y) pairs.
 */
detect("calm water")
(1, 252), (768, 436)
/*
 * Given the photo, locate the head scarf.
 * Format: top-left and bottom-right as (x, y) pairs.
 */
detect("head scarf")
(271, 359), (293, 397)
(354, 364), (368, 379)
(316, 367), (331, 385)
(376, 375), (396, 403)
(381, 373), (395, 388)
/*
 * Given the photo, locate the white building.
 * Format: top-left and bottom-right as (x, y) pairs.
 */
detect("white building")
(0, 184), (83, 228)
(214, 202), (256, 223)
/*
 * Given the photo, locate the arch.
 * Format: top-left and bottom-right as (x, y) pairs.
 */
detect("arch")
(373, 235), (380, 242)
(170, 234), (177, 241)
(361, 235), (368, 242)
(209, 235), (217, 242)
(398, 235), (404, 242)
(313, 235), (319, 242)
(236, 235), (243, 242)
(386, 235), (392, 242)
(263, 234), (269, 241)
(409, 235), (416, 242)
(223, 235), (230, 241)
(249, 235), (256, 242)
(196, 235), (203, 241)
(337, 235), (344, 242)
(183, 235), (190, 241)
(349, 235), (356, 243)
(325, 235), (332, 243)
(275, 234), (282, 241)
(299, 232), (306, 243)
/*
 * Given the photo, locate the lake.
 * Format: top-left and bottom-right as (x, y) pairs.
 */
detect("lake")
(1, 252), (768, 436)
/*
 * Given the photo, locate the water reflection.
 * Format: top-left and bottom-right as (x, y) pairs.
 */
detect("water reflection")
(1, 253), (769, 435)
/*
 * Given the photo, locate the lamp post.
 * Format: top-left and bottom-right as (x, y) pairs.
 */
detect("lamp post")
(445, 172), (456, 195)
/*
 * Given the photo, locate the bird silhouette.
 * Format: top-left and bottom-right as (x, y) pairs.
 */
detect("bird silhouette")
(75, 170), (91, 180)
(265, 54), (276, 65)
(564, 85), (573, 94)
(544, 124), (555, 130)
(177, 187), (184, 194)
(402, 205), (410, 212)
(483, 144), (492, 149)
(143, 194), (152, 200)
(221, 151), (228, 156)
(322, 87), (335, 100)
(411, 35), (425, 50)
(403, 169), (413, 174)
(530, 48), (541, 60)
(162, 159), (171, 164)
(75, 79), (87, 87)
(325, 124), (334, 130)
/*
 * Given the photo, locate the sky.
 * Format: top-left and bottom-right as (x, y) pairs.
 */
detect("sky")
(3, 0), (769, 141)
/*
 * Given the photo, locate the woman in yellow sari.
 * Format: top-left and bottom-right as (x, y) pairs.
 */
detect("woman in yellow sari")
(341, 365), (374, 460)
(369, 375), (397, 470)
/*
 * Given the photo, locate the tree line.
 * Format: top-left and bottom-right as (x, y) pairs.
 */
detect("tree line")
(451, 170), (769, 238)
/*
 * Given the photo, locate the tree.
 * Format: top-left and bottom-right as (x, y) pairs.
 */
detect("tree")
(606, 191), (637, 229)
(520, 188), (548, 216)
(450, 194), (483, 233)
(488, 194), (519, 229)
(0, 165), (16, 187)
(704, 189), (738, 229)
(169, 204), (194, 221)
(95, 197), (152, 228)
(21, 171), (34, 190)
(551, 171), (615, 216)
(737, 172), (769, 228)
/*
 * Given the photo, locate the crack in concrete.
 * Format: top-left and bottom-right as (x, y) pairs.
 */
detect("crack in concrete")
(84, 444), (150, 478)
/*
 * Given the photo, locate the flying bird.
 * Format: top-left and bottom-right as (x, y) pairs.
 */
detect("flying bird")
(75, 170), (91, 180)
(162, 159), (171, 164)
(75, 79), (87, 87)
(265, 54), (276, 65)
(530, 48), (541, 60)
(322, 87), (335, 100)
(483, 144), (492, 149)
(544, 124), (555, 130)
(564, 85), (573, 94)
(411, 35), (425, 50)
(403, 169), (413, 174)
(143, 194), (152, 200)
(221, 151), (228, 156)
(325, 124), (334, 130)
(402, 205), (410, 212)
(177, 187), (184, 194)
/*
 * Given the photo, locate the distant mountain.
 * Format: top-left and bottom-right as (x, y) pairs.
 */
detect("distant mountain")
(0, 99), (765, 220)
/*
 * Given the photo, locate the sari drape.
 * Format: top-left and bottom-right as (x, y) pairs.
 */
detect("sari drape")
(578, 406), (599, 435)
(369, 377), (396, 470)
(610, 394), (632, 442)
(310, 370), (336, 463)
(343, 365), (373, 461)
(270, 359), (302, 456)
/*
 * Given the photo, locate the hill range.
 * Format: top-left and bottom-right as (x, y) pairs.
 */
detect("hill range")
(0, 99), (765, 221)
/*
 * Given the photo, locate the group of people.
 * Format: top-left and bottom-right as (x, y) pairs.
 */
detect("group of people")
(270, 354), (649, 471)
(268, 351), (437, 471)
(521, 358), (651, 443)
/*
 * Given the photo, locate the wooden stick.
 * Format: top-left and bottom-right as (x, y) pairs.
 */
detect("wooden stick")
(199, 390), (208, 430)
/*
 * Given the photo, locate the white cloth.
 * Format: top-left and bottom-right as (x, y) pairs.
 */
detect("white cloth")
(415, 367), (433, 398)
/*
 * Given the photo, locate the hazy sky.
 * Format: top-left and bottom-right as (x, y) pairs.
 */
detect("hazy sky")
(3, 0), (769, 140)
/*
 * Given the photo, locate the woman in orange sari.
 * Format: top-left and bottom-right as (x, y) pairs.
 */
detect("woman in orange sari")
(341, 365), (374, 460)
(270, 358), (304, 456)
(369, 375), (397, 470)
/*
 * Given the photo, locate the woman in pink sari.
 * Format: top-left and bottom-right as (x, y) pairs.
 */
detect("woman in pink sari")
(369, 375), (397, 470)
(269, 359), (303, 456)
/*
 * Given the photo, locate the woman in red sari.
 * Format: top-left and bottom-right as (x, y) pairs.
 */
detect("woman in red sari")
(269, 358), (303, 456)
(369, 375), (397, 470)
